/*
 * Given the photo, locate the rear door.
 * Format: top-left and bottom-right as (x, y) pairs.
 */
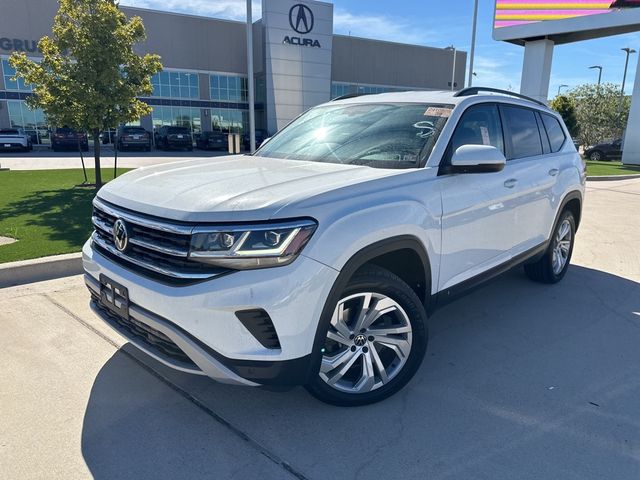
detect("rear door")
(498, 105), (558, 253)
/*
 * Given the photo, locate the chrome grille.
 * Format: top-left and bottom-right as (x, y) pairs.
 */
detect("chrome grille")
(91, 198), (228, 283)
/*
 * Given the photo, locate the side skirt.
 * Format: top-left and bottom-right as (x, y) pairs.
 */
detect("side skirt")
(432, 241), (548, 311)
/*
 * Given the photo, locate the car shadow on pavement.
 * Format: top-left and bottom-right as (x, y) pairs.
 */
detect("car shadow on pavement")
(81, 265), (640, 480)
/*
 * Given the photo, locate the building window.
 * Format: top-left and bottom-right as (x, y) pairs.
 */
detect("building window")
(151, 105), (201, 134)
(2, 59), (33, 91)
(331, 82), (405, 98)
(151, 70), (199, 99)
(7, 100), (49, 144)
(210, 74), (248, 103)
(209, 108), (248, 134)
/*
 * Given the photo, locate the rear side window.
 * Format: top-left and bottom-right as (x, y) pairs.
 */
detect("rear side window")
(541, 114), (566, 153)
(501, 106), (543, 159)
(450, 104), (504, 154)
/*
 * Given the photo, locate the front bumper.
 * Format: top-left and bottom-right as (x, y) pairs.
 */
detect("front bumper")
(83, 240), (338, 386)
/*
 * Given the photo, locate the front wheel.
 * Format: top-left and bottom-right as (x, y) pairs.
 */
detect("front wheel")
(305, 266), (428, 406)
(525, 210), (576, 284)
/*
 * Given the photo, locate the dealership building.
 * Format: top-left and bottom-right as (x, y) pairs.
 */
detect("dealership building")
(0, 0), (466, 144)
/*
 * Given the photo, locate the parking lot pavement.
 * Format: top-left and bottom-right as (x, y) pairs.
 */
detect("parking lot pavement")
(1, 179), (639, 480)
(0, 149), (231, 171)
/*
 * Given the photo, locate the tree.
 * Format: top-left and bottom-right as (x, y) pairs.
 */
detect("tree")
(549, 95), (579, 138)
(565, 83), (631, 148)
(9, 0), (162, 188)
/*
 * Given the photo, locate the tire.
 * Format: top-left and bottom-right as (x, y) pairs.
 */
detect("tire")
(588, 150), (604, 161)
(525, 210), (576, 284)
(305, 265), (428, 406)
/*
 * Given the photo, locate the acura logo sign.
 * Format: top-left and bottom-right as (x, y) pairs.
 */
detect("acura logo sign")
(112, 219), (129, 252)
(289, 4), (314, 34)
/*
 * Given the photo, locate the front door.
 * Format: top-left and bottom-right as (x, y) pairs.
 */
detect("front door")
(438, 103), (519, 291)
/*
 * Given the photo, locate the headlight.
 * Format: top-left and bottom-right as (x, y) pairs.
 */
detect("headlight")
(189, 219), (317, 269)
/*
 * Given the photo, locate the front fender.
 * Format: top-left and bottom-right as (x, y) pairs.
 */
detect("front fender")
(303, 199), (441, 294)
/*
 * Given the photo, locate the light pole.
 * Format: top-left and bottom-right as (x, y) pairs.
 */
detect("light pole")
(246, 0), (256, 153)
(445, 46), (457, 91)
(468, 0), (479, 87)
(620, 47), (636, 104)
(557, 84), (568, 96)
(589, 65), (603, 86)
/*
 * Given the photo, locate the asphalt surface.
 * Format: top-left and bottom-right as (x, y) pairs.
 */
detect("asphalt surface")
(1, 179), (639, 480)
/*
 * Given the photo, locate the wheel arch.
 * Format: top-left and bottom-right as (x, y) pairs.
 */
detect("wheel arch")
(305, 236), (433, 384)
(559, 190), (582, 231)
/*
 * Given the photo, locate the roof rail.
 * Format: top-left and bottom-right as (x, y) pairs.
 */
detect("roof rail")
(331, 92), (373, 101)
(454, 87), (547, 108)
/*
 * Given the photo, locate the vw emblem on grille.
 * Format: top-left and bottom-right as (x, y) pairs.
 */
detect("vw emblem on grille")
(354, 334), (367, 347)
(112, 219), (129, 252)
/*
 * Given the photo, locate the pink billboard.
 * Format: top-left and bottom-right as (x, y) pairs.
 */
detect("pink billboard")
(494, 1), (640, 29)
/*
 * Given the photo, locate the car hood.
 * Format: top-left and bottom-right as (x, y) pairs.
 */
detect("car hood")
(97, 155), (405, 222)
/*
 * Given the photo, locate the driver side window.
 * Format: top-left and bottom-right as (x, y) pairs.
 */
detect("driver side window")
(448, 104), (504, 160)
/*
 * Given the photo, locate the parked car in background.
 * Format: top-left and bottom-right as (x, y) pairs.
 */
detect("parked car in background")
(242, 129), (268, 150)
(196, 131), (228, 150)
(0, 128), (32, 152)
(155, 126), (193, 151)
(584, 138), (623, 161)
(101, 129), (117, 145)
(117, 126), (152, 151)
(51, 127), (89, 152)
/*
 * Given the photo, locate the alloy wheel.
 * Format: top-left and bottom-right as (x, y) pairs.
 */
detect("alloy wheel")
(552, 218), (572, 275)
(319, 292), (413, 394)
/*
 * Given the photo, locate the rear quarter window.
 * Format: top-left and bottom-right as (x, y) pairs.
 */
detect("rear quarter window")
(541, 114), (566, 153)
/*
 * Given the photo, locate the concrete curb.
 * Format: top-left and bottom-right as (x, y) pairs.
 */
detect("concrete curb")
(587, 174), (640, 181)
(0, 252), (83, 289)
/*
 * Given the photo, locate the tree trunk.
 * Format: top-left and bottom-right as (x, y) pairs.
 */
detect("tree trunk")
(93, 130), (102, 189)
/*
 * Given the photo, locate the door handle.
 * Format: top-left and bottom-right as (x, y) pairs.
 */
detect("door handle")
(504, 178), (518, 189)
(548, 168), (559, 177)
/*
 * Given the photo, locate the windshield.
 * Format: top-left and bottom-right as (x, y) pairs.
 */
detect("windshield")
(255, 103), (453, 169)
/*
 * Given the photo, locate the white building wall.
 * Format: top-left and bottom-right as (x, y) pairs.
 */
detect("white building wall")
(263, 0), (333, 133)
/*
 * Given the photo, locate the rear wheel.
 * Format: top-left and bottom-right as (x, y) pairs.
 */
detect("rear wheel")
(305, 266), (428, 406)
(588, 150), (604, 161)
(525, 210), (576, 284)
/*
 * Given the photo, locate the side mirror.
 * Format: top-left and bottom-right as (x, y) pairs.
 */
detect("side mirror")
(448, 144), (506, 174)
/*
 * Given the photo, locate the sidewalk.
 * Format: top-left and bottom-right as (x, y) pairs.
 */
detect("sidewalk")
(0, 149), (231, 170)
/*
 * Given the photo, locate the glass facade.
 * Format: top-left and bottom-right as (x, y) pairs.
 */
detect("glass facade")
(2, 59), (32, 91)
(151, 70), (199, 99)
(7, 100), (49, 144)
(331, 82), (405, 99)
(210, 74), (248, 102)
(209, 108), (248, 134)
(151, 105), (202, 134)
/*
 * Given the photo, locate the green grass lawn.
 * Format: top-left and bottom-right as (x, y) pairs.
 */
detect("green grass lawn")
(0, 169), (130, 264)
(585, 160), (640, 177)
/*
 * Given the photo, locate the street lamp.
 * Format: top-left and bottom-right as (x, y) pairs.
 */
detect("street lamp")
(557, 84), (569, 96)
(468, 0), (479, 87)
(620, 47), (636, 102)
(589, 65), (603, 86)
(445, 45), (457, 91)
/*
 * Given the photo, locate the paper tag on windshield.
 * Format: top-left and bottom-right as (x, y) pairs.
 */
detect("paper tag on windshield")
(480, 126), (491, 145)
(425, 107), (452, 118)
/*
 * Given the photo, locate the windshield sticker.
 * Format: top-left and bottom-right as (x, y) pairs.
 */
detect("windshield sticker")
(425, 107), (452, 118)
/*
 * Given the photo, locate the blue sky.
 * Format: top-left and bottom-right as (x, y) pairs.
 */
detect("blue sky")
(122, 0), (640, 97)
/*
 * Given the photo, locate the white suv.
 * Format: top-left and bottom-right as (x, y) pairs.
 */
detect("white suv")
(84, 88), (585, 406)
